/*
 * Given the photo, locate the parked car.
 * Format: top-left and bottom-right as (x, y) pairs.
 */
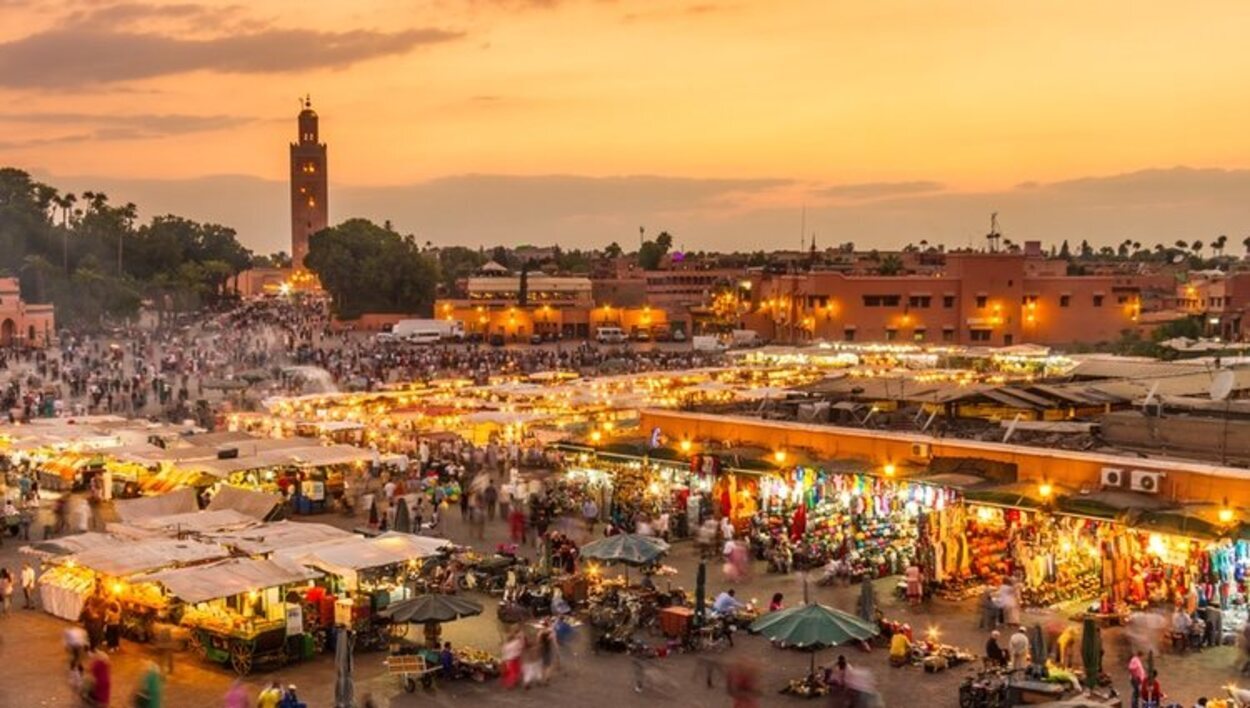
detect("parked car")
(489, 334), (506, 347)
(529, 333), (543, 345)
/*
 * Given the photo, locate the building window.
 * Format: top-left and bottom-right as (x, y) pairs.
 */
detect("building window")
(1004, 334), (1014, 346)
(307, 197), (316, 207)
(913, 329), (926, 342)
(942, 328), (955, 342)
(1022, 295), (1038, 305)
(1093, 295), (1104, 307)
(975, 295), (988, 309)
(884, 329), (897, 341)
(1060, 295), (1071, 308)
(942, 295), (955, 308)
(970, 329), (991, 342)
(843, 328), (856, 342)
(862, 295), (901, 307)
(907, 296), (931, 308)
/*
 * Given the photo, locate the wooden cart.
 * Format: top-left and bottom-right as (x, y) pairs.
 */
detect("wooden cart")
(386, 653), (438, 693)
(188, 622), (291, 676)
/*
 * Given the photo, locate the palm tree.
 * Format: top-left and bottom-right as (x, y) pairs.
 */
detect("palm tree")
(1175, 239), (1189, 252)
(1243, 236), (1250, 258)
(1214, 234), (1228, 258)
(1191, 239), (1204, 256)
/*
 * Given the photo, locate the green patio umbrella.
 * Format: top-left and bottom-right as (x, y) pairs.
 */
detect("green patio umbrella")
(749, 603), (879, 678)
(580, 533), (670, 566)
(1081, 618), (1101, 684)
(694, 560), (706, 627)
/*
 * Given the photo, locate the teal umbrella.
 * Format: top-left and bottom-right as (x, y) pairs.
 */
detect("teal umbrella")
(580, 533), (670, 567)
(1081, 618), (1101, 684)
(750, 603), (879, 678)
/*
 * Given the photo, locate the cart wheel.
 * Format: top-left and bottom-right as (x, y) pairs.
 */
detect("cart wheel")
(421, 674), (434, 689)
(229, 642), (254, 676)
(404, 678), (417, 693)
(190, 633), (208, 659)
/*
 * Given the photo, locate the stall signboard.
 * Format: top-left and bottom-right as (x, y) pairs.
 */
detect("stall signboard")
(306, 481), (325, 502)
(285, 604), (303, 637)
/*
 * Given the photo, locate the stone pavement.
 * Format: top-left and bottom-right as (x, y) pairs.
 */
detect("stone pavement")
(2, 502), (1247, 707)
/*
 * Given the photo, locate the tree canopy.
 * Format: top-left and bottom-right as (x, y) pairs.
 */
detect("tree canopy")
(305, 218), (440, 319)
(0, 167), (257, 324)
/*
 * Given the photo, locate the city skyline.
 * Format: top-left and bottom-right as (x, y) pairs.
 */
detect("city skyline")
(4, 1), (1250, 253)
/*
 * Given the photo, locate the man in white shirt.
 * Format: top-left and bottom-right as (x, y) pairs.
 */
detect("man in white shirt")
(20, 562), (35, 609)
(720, 516), (733, 541)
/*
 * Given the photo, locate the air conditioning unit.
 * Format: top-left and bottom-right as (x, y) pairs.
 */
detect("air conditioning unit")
(1100, 467), (1125, 488)
(910, 443), (931, 459)
(216, 446), (239, 460)
(1130, 469), (1164, 494)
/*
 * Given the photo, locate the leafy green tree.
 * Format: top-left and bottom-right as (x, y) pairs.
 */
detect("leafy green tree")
(305, 218), (440, 319)
(877, 254), (904, 275)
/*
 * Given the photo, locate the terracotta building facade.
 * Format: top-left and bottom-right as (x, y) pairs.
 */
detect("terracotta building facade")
(744, 252), (1174, 346)
(0, 278), (54, 347)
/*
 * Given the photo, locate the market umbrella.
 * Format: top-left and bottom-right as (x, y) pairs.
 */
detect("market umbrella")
(580, 533), (670, 566)
(694, 560), (707, 627)
(393, 499), (412, 534)
(334, 626), (355, 708)
(380, 594), (484, 648)
(749, 603), (879, 678)
(1028, 624), (1048, 672)
(856, 580), (876, 624)
(1080, 618), (1101, 684)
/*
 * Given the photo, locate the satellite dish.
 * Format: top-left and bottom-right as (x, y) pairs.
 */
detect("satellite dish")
(1172, 254), (1185, 264)
(1210, 369), (1235, 401)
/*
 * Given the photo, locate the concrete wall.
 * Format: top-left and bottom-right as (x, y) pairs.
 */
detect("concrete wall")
(639, 409), (1250, 507)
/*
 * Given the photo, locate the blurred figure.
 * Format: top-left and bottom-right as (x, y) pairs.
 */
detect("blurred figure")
(133, 660), (163, 708)
(1008, 626), (1030, 671)
(726, 659), (760, 707)
(223, 680), (248, 708)
(84, 650), (111, 708)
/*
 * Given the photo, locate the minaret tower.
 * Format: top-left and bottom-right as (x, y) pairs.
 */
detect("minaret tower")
(290, 95), (328, 270)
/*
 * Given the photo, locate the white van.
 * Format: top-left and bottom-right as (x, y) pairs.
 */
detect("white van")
(596, 326), (626, 344)
(407, 330), (442, 346)
(692, 335), (727, 352)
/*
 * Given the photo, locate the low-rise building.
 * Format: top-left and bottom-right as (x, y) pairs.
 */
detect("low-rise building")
(0, 278), (54, 347)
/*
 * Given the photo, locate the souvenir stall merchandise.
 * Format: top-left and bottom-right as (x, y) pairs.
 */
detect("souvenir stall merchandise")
(757, 470), (960, 580)
(931, 506), (1106, 608)
(879, 623), (976, 673)
(561, 458), (703, 535)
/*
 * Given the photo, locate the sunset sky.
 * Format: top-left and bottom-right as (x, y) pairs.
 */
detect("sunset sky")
(3, 0), (1250, 254)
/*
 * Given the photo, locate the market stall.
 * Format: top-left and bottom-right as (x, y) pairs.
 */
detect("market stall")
(38, 537), (229, 622)
(142, 557), (322, 675)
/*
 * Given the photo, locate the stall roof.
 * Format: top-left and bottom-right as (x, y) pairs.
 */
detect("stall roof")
(282, 444), (373, 467)
(21, 532), (118, 558)
(115, 509), (258, 536)
(277, 532), (449, 575)
(208, 521), (356, 556)
(142, 557), (321, 604)
(70, 537), (229, 577)
(113, 487), (199, 523)
(206, 485), (282, 520)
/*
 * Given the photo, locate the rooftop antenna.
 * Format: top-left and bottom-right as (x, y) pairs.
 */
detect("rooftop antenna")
(800, 205), (806, 252)
(986, 212), (1002, 253)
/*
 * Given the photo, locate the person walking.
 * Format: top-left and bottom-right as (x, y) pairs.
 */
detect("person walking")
(104, 595), (123, 652)
(21, 561), (36, 609)
(133, 660), (163, 708)
(484, 480), (499, 521)
(1128, 650), (1146, 708)
(1008, 626), (1030, 671)
(0, 567), (12, 616)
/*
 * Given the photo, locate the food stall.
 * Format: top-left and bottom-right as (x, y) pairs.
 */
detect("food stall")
(37, 537), (229, 623)
(142, 557), (322, 675)
(276, 533), (451, 648)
